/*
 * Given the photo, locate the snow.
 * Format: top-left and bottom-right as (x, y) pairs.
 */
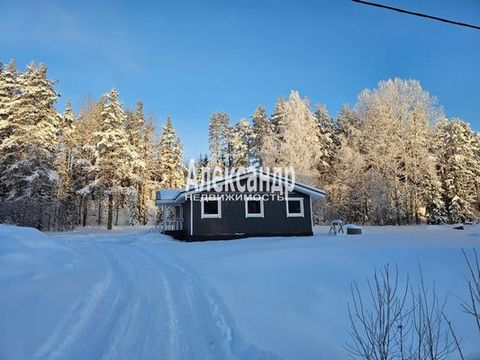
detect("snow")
(1, 224), (480, 359)
(157, 189), (183, 202)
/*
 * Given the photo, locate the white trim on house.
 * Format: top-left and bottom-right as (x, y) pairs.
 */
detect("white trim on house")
(190, 199), (193, 236)
(245, 198), (265, 218)
(286, 197), (304, 218)
(201, 198), (222, 219)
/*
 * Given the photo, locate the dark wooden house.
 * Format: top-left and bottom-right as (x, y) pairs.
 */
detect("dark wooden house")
(156, 169), (325, 240)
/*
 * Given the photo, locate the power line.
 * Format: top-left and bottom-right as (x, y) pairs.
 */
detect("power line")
(352, 0), (480, 30)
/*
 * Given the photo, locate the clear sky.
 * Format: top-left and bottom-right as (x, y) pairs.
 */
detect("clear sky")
(1, 0), (479, 159)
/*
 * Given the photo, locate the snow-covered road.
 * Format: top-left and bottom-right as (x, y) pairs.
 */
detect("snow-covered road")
(0, 227), (276, 360)
(2, 224), (480, 360)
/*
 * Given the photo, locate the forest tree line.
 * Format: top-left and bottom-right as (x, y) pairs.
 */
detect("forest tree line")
(1, 60), (479, 230)
(205, 80), (480, 225)
(0, 61), (185, 230)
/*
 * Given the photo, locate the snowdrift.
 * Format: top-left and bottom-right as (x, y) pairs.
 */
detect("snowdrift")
(0, 224), (73, 278)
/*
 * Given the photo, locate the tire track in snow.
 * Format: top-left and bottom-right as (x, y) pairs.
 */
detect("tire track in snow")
(35, 271), (113, 360)
(36, 230), (281, 360)
(134, 245), (237, 359)
(161, 271), (181, 359)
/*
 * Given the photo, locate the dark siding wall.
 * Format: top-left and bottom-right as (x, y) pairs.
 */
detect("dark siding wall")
(191, 191), (312, 237)
(182, 201), (191, 236)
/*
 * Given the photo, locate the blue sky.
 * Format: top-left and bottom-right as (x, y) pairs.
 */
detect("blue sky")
(1, 0), (479, 159)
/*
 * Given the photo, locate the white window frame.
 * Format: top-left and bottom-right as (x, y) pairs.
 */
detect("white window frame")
(201, 198), (222, 219)
(245, 198), (264, 218)
(286, 197), (304, 218)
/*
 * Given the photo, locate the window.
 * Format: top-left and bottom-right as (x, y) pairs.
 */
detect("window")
(286, 197), (304, 217)
(201, 198), (222, 219)
(245, 198), (264, 218)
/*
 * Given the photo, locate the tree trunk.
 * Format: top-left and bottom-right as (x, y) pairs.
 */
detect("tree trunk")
(137, 184), (144, 225)
(115, 199), (119, 226)
(97, 199), (102, 226)
(82, 197), (88, 227)
(107, 194), (114, 230)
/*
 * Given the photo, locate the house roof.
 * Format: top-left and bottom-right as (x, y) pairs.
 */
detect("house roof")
(156, 189), (184, 204)
(156, 169), (326, 205)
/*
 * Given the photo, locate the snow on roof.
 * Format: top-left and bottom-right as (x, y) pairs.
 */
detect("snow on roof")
(156, 189), (184, 203)
(155, 168), (325, 205)
(180, 168), (326, 199)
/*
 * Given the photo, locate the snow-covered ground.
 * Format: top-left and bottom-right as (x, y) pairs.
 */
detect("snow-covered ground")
(1, 224), (480, 359)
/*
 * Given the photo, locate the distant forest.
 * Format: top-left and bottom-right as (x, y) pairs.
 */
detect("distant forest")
(0, 61), (479, 230)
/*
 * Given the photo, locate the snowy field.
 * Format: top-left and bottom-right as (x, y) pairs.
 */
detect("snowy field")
(1, 224), (480, 360)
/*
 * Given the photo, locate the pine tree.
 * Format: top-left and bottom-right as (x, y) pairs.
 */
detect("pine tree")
(0, 63), (61, 202)
(473, 132), (480, 214)
(195, 153), (209, 182)
(58, 100), (76, 199)
(72, 98), (101, 226)
(251, 106), (268, 166)
(95, 88), (135, 230)
(442, 119), (477, 222)
(125, 101), (146, 225)
(208, 112), (229, 168)
(314, 104), (336, 185)
(126, 101), (145, 147)
(259, 98), (286, 168)
(138, 121), (156, 224)
(228, 118), (253, 167)
(335, 104), (361, 142)
(260, 98), (288, 168)
(157, 117), (185, 189)
(0, 61), (19, 199)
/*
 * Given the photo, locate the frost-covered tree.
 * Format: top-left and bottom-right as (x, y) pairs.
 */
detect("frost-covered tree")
(314, 104), (336, 185)
(354, 78), (443, 224)
(277, 91), (322, 184)
(335, 104), (360, 142)
(442, 119), (477, 222)
(157, 117), (185, 189)
(228, 118), (253, 167)
(0, 63), (61, 201)
(208, 112), (229, 168)
(72, 99), (101, 226)
(57, 100), (76, 199)
(472, 131), (480, 214)
(0, 61), (19, 198)
(124, 101), (147, 225)
(138, 121), (156, 224)
(260, 98), (287, 168)
(126, 101), (145, 148)
(95, 88), (136, 230)
(251, 106), (268, 166)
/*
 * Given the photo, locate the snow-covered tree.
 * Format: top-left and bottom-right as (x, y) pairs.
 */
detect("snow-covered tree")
(251, 106), (268, 166)
(228, 118), (253, 167)
(124, 101), (147, 225)
(138, 120), (156, 224)
(156, 117), (185, 189)
(0, 61), (19, 198)
(95, 88), (136, 230)
(71, 99), (101, 226)
(260, 98), (287, 168)
(126, 101), (145, 148)
(208, 112), (229, 168)
(314, 104), (336, 185)
(0, 63), (61, 202)
(442, 119), (477, 222)
(57, 100), (76, 199)
(354, 78), (443, 224)
(276, 91), (322, 184)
